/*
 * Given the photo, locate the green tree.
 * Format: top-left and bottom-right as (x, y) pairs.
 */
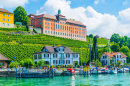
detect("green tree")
(24, 58), (34, 68)
(10, 61), (18, 68)
(89, 34), (93, 38)
(121, 45), (129, 54)
(13, 6), (29, 25)
(95, 59), (101, 67)
(117, 61), (122, 67)
(19, 60), (24, 67)
(110, 33), (121, 43)
(93, 36), (98, 60)
(111, 44), (120, 52)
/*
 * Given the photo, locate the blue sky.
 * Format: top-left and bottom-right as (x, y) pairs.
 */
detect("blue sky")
(0, 0), (130, 38)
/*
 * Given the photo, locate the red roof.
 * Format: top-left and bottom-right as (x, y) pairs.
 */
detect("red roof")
(0, 8), (12, 14)
(103, 52), (127, 58)
(28, 13), (86, 26)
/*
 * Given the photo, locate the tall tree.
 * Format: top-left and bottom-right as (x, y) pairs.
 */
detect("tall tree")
(111, 43), (120, 52)
(13, 6), (29, 25)
(110, 33), (121, 43)
(92, 36), (98, 61)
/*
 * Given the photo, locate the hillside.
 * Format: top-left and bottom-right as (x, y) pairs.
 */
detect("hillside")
(0, 28), (90, 64)
(0, 28), (113, 64)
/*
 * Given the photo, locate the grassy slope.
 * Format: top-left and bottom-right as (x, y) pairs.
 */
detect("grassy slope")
(0, 28), (89, 64)
(0, 28), (113, 64)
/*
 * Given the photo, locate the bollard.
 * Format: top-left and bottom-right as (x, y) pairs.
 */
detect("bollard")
(52, 68), (54, 77)
(129, 68), (130, 73)
(16, 68), (17, 78)
(123, 67), (124, 73)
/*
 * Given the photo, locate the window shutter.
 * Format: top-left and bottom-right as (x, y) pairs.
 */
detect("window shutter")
(53, 60), (54, 64)
(66, 60), (67, 64)
(53, 54), (54, 57)
(66, 54), (67, 58)
(48, 54), (49, 57)
(59, 60), (60, 64)
(44, 54), (45, 57)
(56, 60), (57, 64)
(56, 54), (57, 58)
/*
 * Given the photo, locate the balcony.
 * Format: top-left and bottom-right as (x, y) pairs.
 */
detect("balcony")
(60, 57), (65, 59)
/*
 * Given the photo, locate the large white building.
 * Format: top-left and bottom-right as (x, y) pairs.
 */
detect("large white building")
(100, 52), (127, 66)
(33, 45), (79, 66)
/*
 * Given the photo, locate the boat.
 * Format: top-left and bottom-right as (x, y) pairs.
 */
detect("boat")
(117, 68), (126, 73)
(91, 67), (101, 74)
(53, 68), (62, 76)
(61, 68), (76, 76)
(107, 69), (117, 74)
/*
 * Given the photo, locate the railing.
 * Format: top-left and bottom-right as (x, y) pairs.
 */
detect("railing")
(60, 57), (65, 59)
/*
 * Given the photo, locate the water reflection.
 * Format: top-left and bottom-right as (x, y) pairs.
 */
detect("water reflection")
(71, 75), (75, 86)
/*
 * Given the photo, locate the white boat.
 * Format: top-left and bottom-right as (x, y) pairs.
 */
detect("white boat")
(117, 68), (126, 73)
(107, 69), (117, 74)
(91, 67), (101, 74)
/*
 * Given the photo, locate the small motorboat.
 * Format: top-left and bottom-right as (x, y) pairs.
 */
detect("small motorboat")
(91, 67), (101, 74)
(61, 68), (76, 76)
(117, 68), (126, 73)
(107, 69), (117, 74)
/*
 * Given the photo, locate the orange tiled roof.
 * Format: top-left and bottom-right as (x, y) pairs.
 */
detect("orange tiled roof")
(28, 13), (86, 26)
(103, 52), (127, 58)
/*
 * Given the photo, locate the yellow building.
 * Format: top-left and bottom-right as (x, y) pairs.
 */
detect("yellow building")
(0, 8), (14, 28)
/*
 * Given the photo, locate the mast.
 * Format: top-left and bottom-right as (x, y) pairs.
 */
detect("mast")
(89, 38), (91, 67)
(81, 45), (82, 66)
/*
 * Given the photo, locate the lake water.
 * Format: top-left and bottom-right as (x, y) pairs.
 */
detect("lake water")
(0, 73), (130, 86)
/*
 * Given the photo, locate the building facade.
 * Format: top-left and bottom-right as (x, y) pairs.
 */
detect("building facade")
(28, 9), (87, 41)
(33, 45), (79, 66)
(0, 53), (10, 68)
(100, 52), (127, 66)
(0, 8), (14, 28)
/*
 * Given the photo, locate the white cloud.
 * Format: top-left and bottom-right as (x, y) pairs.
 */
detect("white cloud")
(0, 0), (28, 8)
(36, 0), (130, 38)
(94, 0), (99, 5)
(119, 8), (130, 24)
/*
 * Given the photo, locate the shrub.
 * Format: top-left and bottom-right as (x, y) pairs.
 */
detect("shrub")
(67, 65), (73, 68)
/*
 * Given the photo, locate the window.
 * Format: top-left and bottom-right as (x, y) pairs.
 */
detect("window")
(48, 19), (49, 21)
(66, 54), (70, 58)
(58, 25), (59, 29)
(53, 54), (57, 58)
(48, 26), (49, 29)
(32, 21), (33, 23)
(51, 27), (52, 29)
(37, 19), (38, 21)
(69, 27), (70, 31)
(65, 26), (66, 30)
(3, 23), (5, 26)
(38, 54), (41, 59)
(48, 22), (49, 25)
(67, 26), (68, 31)
(40, 22), (41, 25)
(2, 18), (5, 21)
(56, 24), (57, 29)
(44, 54), (49, 58)
(3, 14), (5, 16)
(66, 60), (70, 64)
(7, 24), (9, 26)
(45, 18), (46, 20)
(40, 19), (41, 21)
(51, 23), (52, 25)
(37, 23), (38, 25)
(45, 26), (47, 28)
(51, 31), (52, 34)
(34, 55), (37, 59)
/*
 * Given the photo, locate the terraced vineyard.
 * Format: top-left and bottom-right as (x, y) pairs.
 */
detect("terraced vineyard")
(0, 28), (90, 64)
(0, 28), (112, 64)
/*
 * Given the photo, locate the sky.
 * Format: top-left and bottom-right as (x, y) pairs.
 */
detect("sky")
(0, 0), (130, 38)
